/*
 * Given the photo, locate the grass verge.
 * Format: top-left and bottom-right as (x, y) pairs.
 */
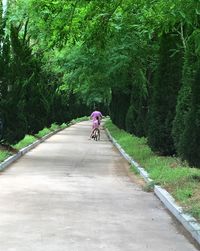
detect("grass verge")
(0, 151), (12, 162)
(49, 123), (61, 131)
(70, 116), (89, 124)
(105, 119), (200, 221)
(35, 128), (52, 138)
(12, 135), (37, 150)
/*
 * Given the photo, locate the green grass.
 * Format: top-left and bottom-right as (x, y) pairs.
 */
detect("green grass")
(36, 122), (69, 137)
(70, 116), (89, 124)
(12, 135), (37, 150)
(0, 151), (11, 162)
(35, 127), (52, 138)
(105, 119), (200, 220)
(131, 164), (140, 175)
(49, 123), (60, 131)
(60, 123), (68, 129)
(143, 181), (155, 192)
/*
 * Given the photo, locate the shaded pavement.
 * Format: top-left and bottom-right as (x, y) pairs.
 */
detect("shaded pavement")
(0, 121), (198, 251)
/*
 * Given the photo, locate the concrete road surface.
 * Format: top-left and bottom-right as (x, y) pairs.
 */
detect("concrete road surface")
(0, 121), (198, 251)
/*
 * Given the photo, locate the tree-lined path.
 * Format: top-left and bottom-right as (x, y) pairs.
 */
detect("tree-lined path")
(0, 121), (198, 251)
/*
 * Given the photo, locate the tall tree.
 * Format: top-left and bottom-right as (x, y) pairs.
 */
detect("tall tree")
(179, 67), (200, 167)
(148, 33), (183, 155)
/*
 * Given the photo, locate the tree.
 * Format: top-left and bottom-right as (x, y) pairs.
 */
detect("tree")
(179, 68), (200, 167)
(148, 32), (183, 155)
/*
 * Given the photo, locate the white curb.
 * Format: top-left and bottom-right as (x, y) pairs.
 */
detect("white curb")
(0, 152), (22, 171)
(105, 128), (200, 245)
(0, 128), (63, 172)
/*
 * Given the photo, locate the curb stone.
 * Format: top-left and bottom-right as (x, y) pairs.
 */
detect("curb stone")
(105, 128), (200, 246)
(0, 128), (63, 172)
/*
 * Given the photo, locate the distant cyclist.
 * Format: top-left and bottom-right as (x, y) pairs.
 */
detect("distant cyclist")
(89, 116), (100, 139)
(89, 110), (102, 139)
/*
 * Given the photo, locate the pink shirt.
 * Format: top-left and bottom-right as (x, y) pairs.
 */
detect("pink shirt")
(90, 111), (102, 121)
(93, 119), (99, 129)
(90, 111), (102, 123)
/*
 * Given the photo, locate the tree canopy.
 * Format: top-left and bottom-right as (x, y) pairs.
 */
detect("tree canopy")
(1, 0), (200, 167)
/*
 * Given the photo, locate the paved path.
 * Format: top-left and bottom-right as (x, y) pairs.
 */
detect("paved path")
(0, 121), (198, 251)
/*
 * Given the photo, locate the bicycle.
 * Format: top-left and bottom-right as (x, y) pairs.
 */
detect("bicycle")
(91, 128), (100, 141)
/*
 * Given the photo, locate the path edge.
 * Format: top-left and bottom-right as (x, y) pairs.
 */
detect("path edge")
(0, 128), (63, 172)
(105, 128), (200, 245)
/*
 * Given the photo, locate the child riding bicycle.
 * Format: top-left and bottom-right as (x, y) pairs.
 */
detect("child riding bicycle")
(89, 116), (100, 140)
(90, 110), (102, 125)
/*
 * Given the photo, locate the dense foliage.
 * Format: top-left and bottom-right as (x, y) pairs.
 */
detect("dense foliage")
(0, 0), (200, 167)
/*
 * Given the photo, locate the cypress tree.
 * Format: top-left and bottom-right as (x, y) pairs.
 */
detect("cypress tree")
(125, 83), (140, 134)
(125, 81), (148, 137)
(172, 37), (197, 156)
(0, 1), (3, 42)
(110, 87), (130, 130)
(0, 0), (4, 88)
(148, 32), (183, 155)
(179, 68), (200, 167)
(125, 104), (137, 134)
